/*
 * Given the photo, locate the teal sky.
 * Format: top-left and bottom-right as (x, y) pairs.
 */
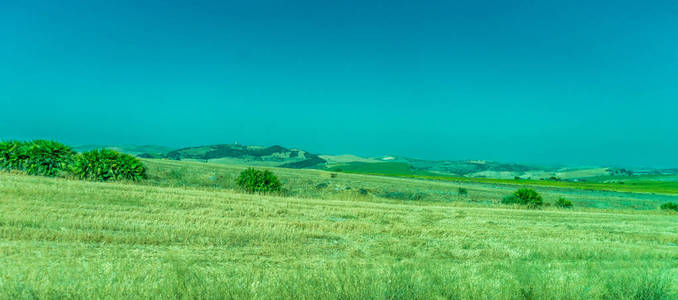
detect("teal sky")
(2, 1), (677, 167)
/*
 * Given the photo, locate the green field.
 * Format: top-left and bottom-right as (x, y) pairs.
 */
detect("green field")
(1, 159), (678, 298)
(329, 162), (442, 177)
(333, 168), (678, 195)
(410, 174), (678, 195)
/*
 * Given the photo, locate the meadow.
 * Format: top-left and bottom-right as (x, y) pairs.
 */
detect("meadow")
(1, 159), (678, 299)
(143, 159), (678, 210)
(329, 162), (678, 195)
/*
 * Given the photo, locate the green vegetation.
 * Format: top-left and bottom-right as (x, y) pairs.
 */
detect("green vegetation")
(330, 162), (440, 176)
(164, 144), (326, 169)
(73, 144), (174, 157)
(501, 194), (521, 204)
(2, 140), (75, 177)
(0, 140), (146, 182)
(340, 171), (678, 195)
(236, 168), (282, 193)
(139, 159), (677, 210)
(556, 197), (574, 208)
(515, 188), (544, 208)
(1, 171), (677, 298)
(502, 188), (543, 208)
(0, 140), (30, 170)
(72, 149), (147, 181)
(3, 143), (678, 298)
(67, 143), (678, 195)
(660, 202), (678, 212)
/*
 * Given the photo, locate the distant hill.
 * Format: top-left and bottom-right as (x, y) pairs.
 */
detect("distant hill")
(74, 143), (676, 180)
(325, 155), (615, 180)
(143, 144), (326, 169)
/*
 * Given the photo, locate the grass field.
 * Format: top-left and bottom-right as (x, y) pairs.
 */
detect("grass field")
(338, 171), (678, 195)
(320, 161), (678, 195)
(328, 162), (441, 177)
(142, 159), (678, 210)
(1, 160), (678, 299)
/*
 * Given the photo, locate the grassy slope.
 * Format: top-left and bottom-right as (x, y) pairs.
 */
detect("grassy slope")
(142, 159), (678, 210)
(342, 171), (678, 195)
(328, 162), (441, 176)
(324, 161), (678, 195)
(1, 169), (678, 298)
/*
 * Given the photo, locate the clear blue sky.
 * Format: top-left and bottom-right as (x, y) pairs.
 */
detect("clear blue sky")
(1, 0), (677, 167)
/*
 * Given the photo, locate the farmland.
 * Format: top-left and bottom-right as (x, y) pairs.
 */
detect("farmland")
(1, 159), (677, 298)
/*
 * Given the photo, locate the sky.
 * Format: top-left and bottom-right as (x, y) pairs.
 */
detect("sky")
(1, 0), (677, 167)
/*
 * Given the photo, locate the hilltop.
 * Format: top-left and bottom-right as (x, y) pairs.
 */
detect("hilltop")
(140, 144), (327, 169)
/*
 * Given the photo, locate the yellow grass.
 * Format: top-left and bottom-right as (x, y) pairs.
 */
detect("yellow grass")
(1, 168), (677, 298)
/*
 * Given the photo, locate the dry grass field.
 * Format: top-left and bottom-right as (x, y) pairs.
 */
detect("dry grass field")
(1, 160), (678, 299)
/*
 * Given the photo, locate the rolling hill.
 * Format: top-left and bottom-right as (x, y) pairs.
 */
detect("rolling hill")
(144, 144), (327, 169)
(75, 143), (677, 182)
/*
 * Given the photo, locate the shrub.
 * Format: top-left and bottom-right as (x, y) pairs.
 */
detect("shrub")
(660, 202), (678, 212)
(555, 197), (573, 208)
(0, 140), (30, 171)
(236, 168), (282, 193)
(514, 188), (543, 208)
(23, 140), (75, 176)
(72, 149), (147, 181)
(458, 187), (468, 196)
(501, 194), (521, 204)
(380, 191), (427, 201)
(502, 188), (543, 208)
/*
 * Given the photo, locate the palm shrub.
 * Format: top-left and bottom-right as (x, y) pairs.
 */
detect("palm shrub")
(0, 140), (30, 171)
(236, 168), (282, 193)
(660, 202), (678, 212)
(72, 149), (147, 181)
(555, 197), (573, 208)
(515, 188), (543, 208)
(23, 140), (75, 176)
(502, 188), (543, 208)
(501, 194), (521, 204)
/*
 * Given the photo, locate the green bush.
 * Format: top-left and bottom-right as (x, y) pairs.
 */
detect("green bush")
(660, 202), (678, 211)
(24, 140), (75, 176)
(0, 140), (30, 171)
(458, 187), (468, 196)
(236, 168), (282, 193)
(555, 197), (573, 208)
(501, 194), (521, 204)
(72, 149), (147, 181)
(379, 191), (428, 201)
(503, 188), (543, 208)
(514, 188), (543, 208)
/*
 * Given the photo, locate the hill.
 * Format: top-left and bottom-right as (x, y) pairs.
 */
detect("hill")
(326, 155), (615, 180)
(75, 143), (677, 182)
(155, 144), (326, 169)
